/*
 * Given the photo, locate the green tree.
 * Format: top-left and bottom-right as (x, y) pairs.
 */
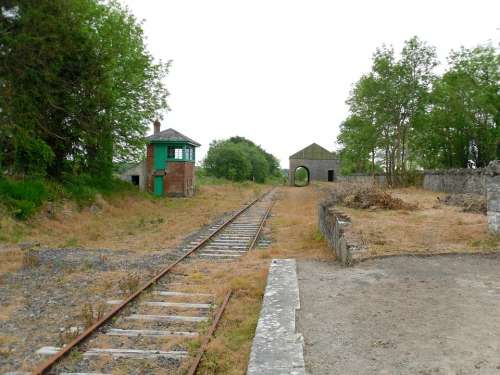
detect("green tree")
(338, 36), (438, 183)
(0, 0), (169, 179)
(203, 137), (278, 183)
(414, 45), (499, 168)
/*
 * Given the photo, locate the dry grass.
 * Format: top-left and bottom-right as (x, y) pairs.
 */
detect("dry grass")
(264, 186), (334, 261)
(0, 183), (265, 252)
(0, 248), (23, 278)
(338, 186), (500, 255)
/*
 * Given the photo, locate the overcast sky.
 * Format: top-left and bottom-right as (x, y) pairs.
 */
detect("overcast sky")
(119, 0), (499, 168)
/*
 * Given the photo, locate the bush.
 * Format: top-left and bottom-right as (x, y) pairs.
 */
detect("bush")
(203, 137), (280, 183)
(0, 174), (136, 219)
(0, 177), (51, 219)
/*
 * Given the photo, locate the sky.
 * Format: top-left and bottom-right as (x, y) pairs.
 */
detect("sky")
(118, 0), (499, 168)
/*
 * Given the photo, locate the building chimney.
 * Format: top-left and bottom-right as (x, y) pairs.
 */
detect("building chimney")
(154, 119), (161, 135)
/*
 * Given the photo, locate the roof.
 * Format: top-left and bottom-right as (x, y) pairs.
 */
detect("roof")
(146, 128), (201, 146)
(289, 143), (337, 160)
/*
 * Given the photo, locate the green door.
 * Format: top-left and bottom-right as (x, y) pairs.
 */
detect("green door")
(154, 176), (164, 197)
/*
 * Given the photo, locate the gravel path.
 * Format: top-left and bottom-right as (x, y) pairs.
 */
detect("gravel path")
(297, 254), (500, 375)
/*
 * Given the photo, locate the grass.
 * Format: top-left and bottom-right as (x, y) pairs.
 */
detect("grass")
(0, 181), (267, 251)
(326, 184), (500, 256)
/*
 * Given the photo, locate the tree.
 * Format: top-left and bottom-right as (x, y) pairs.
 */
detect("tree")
(203, 137), (279, 183)
(338, 36), (439, 184)
(0, 0), (169, 179)
(414, 45), (499, 168)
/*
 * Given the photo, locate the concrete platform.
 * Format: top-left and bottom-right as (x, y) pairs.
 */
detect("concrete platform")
(247, 259), (306, 375)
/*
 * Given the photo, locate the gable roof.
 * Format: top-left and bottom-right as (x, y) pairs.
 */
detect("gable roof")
(289, 143), (337, 160)
(146, 128), (201, 146)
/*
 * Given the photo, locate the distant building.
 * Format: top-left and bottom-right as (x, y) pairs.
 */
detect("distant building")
(288, 143), (340, 185)
(120, 120), (200, 197)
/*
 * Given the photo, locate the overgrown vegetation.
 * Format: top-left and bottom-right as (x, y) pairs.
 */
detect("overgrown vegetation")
(203, 137), (281, 183)
(294, 166), (309, 186)
(0, 0), (168, 179)
(338, 36), (499, 183)
(0, 175), (136, 220)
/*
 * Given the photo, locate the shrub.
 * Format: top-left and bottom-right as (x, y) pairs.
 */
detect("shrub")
(0, 177), (51, 219)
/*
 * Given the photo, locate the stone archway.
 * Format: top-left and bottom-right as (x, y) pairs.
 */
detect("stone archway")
(292, 165), (310, 187)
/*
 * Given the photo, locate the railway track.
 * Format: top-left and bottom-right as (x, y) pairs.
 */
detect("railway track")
(30, 189), (276, 375)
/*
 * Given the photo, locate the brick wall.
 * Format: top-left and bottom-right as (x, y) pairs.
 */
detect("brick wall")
(165, 162), (195, 197)
(146, 144), (154, 193)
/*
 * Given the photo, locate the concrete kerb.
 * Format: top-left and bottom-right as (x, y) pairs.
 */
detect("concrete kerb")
(247, 259), (306, 375)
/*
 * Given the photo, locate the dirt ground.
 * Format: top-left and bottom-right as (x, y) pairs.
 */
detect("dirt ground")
(332, 185), (500, 255)
(297, 255), (500, 375)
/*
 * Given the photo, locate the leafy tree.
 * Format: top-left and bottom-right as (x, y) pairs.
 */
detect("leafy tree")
(0, 0), (169, 179)
(414, 45), (499, 168)
(203, 137), (279, 183)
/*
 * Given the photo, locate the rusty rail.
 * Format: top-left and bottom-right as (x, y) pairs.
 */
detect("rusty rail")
(248, 199), (275, 250)
(186, 289), (233, 375)
(32, 191), (270, 375)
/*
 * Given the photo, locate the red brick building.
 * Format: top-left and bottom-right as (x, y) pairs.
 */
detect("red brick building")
(119, 121), (200, 197)
(141, 121), (200, 197)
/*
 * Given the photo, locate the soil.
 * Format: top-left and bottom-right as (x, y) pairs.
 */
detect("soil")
(297, 255), (500, 374)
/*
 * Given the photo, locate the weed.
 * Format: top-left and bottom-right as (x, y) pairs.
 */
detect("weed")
(312, 229), (324, 241)
(82, 259), (94, 271)
(61, 237), (79, 248)
(186, 339), (201, 355)
(67, 348), (83, 363)
(80, 302), (106, 328)
(118, 272), (140, 295)
(58, 326), (81, 345)
(98, 254), (108, 264)
(22, 249), (40, 268)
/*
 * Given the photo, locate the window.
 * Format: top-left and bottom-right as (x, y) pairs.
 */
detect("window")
(168, 146), (175, 159)
(168, 146), (183, 159)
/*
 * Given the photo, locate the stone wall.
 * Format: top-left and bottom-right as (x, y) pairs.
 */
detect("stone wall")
(486, 161), (500, 234)
(336, 173), (386, 185)
(289, 158), (341, 185)
(119, 160), (147, 191)
(318, 200), (367, 265)
(423, 169), (485, 195)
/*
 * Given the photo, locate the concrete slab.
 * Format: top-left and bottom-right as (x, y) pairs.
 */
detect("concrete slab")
(247, 259), (306, 375)
(297, 255), (500, 374)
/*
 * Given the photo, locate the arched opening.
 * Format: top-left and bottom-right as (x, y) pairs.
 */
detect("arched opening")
(294, 166), (310, 187)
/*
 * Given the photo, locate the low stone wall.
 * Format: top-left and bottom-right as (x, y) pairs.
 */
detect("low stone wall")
(337, 173), (386, 186)
(423, 169), (485, 195)
(486, 161), (500, 234)
(319, 200), (367, 265)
